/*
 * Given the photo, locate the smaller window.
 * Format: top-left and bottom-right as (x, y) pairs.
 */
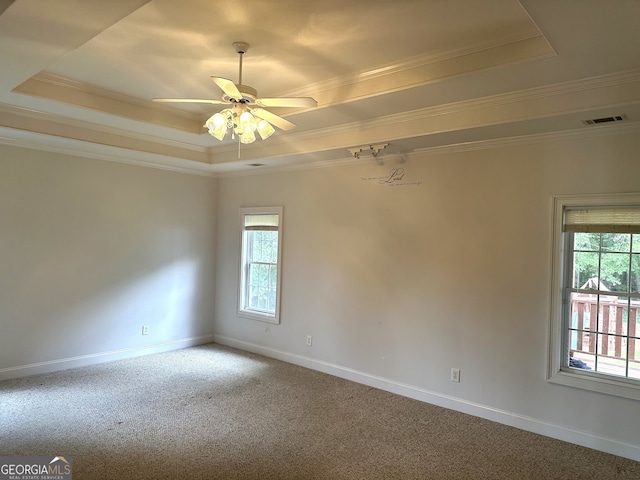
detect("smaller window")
(238, 207), (283, 323)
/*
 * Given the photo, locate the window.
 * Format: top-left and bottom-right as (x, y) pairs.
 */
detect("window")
(238, 207), (283, 323)
(549, 194), (640, 400)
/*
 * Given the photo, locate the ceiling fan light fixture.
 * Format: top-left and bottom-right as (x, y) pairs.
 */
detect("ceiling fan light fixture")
(256, 119), (275, 140)
(237, 110), (256, 136)
(206, 107), (266, 144)
(240, 128), (256, 144)
(205, 112), (229, 141)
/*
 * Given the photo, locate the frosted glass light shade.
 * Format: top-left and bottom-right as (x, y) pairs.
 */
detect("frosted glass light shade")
(240, 129), (256, 144)
(205, 112), (228, 141)
(257, 119), (275, 140)
(238, 111), (256, 136)
(204, 108), (272, 144)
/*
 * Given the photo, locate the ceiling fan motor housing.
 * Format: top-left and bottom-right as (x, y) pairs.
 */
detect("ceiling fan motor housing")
(233, 42), (250, 54)
(223, 84), (257, 104)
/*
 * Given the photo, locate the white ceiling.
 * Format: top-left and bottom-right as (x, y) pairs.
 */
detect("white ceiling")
(1, 0), (639, 175)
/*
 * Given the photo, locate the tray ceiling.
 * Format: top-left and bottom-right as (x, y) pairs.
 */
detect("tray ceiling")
(1, 0), (639, 175)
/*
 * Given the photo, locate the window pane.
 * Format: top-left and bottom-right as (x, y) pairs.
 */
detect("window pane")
(574, 232), (600, 251)
(569, 291), (596, 354)
(269, 265), (278, 288)
(268, 289), (276, 312)
(573, 252), (599, 289)
(569, 330), (595, 370)
(248, 264), (260, 287)
(247, 263), (276, 314)
(598, 302), (628, 366)
(247, 231), (256, 261)
(595, 334), (627, 377)
(257, 231), (266, 261)
(632, 308), (640, 377)
(249, 286), (268, 311)
(598, 301), (628, 336)
(600, 253), (630, 292)
(632, 254), (640, 293)
(267, 233), (278, 263)
(633, 234), (640, 253)
(249, 231), (278, 263)
(248, 285), (260, 308)
(601, 233), (631, 252)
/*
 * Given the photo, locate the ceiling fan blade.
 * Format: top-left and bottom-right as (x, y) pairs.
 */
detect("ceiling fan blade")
(211, 76), (242, 101)
(251, 108), (296, 131)
(256, 97), (317, 108)
(152, 98), (229, 105)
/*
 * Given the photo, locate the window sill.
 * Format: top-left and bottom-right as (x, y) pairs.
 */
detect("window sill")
(237, 309), (280, 324)
(548, 368), (640, 401)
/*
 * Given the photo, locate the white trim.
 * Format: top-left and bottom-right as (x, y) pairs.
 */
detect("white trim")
(411, 122), (640, 156)
(0, 102), (207, 150)
(0, 128), (218, 178)
(286, 33), (553, 99)
(213, 334), (640, 462)
(218, 122), (640, 179)
(0, 335), (214, 381)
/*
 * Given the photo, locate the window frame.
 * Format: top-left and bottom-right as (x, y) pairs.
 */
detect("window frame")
(237, 206), (283, 324)
(548, 193), (640, 400)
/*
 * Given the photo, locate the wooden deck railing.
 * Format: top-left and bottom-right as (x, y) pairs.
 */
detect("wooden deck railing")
(571, 297), (638, 361)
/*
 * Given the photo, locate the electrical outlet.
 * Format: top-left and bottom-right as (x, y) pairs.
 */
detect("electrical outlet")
(142, 325), (150, 335)
(306, 335), (312, 346)
(451, 368), (460, 383)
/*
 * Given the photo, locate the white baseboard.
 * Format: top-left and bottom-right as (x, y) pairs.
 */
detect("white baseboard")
(213, 334), (640, 463)
(0, 335), (215, 381)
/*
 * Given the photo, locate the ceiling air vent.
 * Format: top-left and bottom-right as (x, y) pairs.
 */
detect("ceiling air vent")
(583, 114), (627, 126)
(247, 163), (266, 167)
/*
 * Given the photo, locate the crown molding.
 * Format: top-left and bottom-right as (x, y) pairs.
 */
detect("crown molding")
(287, 32), (553, 98)
(0, 102), (211, 162)
(3, 114), (638, 180)
(13, 72), (204, 133)
(0, 127), (217, 177)
(409, 121), (640, 157)
(298, 35), (554, 111)
(217, 122), (640, 178)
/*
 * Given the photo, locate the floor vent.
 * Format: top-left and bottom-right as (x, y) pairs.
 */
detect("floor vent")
(583, 114), (627, 125)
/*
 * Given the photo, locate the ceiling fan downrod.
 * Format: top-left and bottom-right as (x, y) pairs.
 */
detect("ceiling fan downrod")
(233, 42), (250, 87)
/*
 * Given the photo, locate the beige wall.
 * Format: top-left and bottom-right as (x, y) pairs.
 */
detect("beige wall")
(214, 130), (640, 457)
(2, 130), (639, 459)
(0, 145), (218, 374)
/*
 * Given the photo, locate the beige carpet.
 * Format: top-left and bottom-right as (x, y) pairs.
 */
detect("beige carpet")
(1, 343), (639, 479)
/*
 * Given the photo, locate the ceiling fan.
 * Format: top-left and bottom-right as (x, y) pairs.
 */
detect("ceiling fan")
(153, 42), (317, 144)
